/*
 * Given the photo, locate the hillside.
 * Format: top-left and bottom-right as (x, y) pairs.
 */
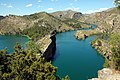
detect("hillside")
(75, 7), (120, 79)
(0, 16), (5, 20)
(51, 10), (91, 29)
(0, 12), (73, 37)
(0, 11), (73, 80)
(51, 10), (82, 19)
(79, 7), (120, 33)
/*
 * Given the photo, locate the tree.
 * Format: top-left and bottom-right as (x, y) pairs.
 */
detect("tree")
(0, 44), (59, 80)
(109, 34), (120, 70)
(115, 0), (120, 8)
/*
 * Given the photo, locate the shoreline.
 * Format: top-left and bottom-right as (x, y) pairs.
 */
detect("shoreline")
(22, 35), (32, 40)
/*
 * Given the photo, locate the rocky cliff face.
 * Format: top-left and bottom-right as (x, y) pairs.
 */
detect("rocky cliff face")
(51, 10), (82, 19)
(72, 12), (82, 19)
(78, 7), (120, 79)
(75, 28), (102, 40)
(90, 68), (120, 80)
(36, 31), (56, 60)
(43, 34), (56, 60)
(79, 8), (120, 34)
(0, 16), (5, 20)
(77, 7), (120, 60)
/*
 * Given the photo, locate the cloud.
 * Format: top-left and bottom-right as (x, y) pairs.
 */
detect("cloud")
(65, 7), (80, 11)
(74, 0), (78, 2)
(47, 8), (54, 11)
(7, 5), (13, 8)
(38, 0), (42, 2)
(84, 8), (108, 14)
(0, 3), (13, 8)
(51, 0), (58, 2)
(26, 4), (32, 7)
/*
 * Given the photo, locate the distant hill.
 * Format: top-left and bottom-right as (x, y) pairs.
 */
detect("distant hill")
(79, 7), (120, 33)
(51, 10), (82, 19)
(0, 12), (73, 39)
(0, 16), (5, 20)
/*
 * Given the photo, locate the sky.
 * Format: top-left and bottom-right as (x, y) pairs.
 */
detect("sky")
(0, 0), (115, 16)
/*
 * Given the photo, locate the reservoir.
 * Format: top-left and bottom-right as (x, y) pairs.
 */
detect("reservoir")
(53, 27), (104, 80)
(0, 35), (29, 53)
(0, 26), (104, 80)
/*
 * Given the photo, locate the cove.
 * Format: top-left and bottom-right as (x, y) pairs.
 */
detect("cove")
(53, 26), (105, 80)
(0, 35), (29, 53)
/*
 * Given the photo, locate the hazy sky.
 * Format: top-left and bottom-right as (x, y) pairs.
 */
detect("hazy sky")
(0, 0), (115, 16)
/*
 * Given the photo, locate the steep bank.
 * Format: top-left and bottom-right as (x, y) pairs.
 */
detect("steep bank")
(78, 7), (120, 62)
(75, 28), (102, 40)
(91, 68), (120, 80)
(79, 7), (120, 34)
(36, 33), (56, 60)
(0, 11), (73, 60)
(91, 39), (111, 60)
(0, 16), (5, 20)
(78, 7), (120, 79)
(53, 29), (104, 80)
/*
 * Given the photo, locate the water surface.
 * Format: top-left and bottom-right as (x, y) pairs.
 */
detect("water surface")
(53, 30), (104, 80)
(0, 35), (29, 53)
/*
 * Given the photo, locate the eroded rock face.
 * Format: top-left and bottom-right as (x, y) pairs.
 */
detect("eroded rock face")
(36, 31), (56, 60)
(79, 8), (120, 34)
(75, 28), (102, 40)
(0, 16), (5, 20)
(91, 39), (112, 60)
(43, 34), (56, 60)
(90, 68), (120, 80)
(72, 12), (82, 19)
(51, 10), (82, 19)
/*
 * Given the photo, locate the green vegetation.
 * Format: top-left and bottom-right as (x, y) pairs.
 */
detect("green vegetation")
(0, 42), (71, 80)
(103, 33), (120, 70)
(109, 34), (120, 70)
(22, 20), (53, 41)
(92, 33), (120, 71)
(0, 43), (59, 80)
(62, 18), (81, 28)
(115, 0), (120, 7)
(0, 11), (72, 35)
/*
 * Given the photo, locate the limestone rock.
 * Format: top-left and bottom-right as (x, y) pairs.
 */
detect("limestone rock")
(90, 68), (120, 80)
(75, 28), (102, 40)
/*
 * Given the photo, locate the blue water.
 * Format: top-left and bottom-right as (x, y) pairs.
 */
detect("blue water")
(0, 25), (104, 80)
(0, 35), (29, 53)
(53, 30), (104, 80)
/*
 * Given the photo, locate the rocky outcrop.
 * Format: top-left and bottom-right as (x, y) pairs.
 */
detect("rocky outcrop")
(36, 31), (56, 60)
(0, 16), (5, 20)
(79, 8), (120, 79)
(91, 39), (112, 60)
(75, 28), (102, 40)
(80, 23), (92, 28)
(90, 68), (120, 80)
(79, 7), (120, 34)
(72, 12), (82, 19)
(51, 10), (82, 19)
(43, 34), (56, 60)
